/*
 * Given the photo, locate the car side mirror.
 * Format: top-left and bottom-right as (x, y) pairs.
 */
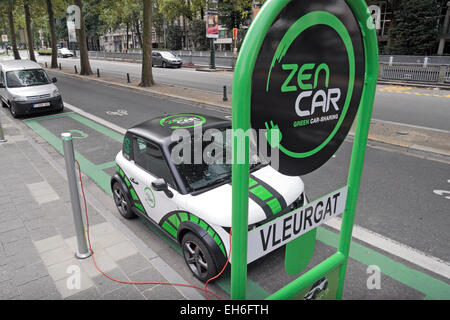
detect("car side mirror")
(52, 77), (57, 83)
(152, 178), (173, 198)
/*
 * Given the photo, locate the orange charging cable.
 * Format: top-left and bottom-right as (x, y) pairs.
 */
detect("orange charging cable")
(75, 160), (230, 300)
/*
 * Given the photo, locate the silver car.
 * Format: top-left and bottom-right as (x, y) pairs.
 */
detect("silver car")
(151, 51), (183, 68)
(0, 60), (63, 118)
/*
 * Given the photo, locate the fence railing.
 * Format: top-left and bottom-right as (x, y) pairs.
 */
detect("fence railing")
(85, 51), (450, 85)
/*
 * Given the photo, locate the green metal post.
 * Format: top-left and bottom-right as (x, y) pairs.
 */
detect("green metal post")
(231, 0), (291, 300)
(336, 0), (379, 300)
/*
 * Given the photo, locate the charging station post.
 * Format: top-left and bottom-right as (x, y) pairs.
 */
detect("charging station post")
(62, 132), (91, 259)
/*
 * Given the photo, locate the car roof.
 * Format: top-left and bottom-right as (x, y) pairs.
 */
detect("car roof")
(127, 113), (231, 146)
(0, 60), (42, 72)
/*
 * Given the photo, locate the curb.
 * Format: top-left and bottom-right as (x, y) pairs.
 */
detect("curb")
(377, 80), (450, 91)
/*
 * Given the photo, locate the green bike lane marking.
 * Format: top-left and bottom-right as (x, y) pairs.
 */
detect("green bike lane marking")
(24, 112), (450, 300)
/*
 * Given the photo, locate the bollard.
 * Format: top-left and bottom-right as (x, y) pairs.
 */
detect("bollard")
(0, 115), (7, 143)
(74, 65), (78, 74)
(61, 133), (91, 259)
(59, 63), (62, 70)
(127, 73), (130, 83)
(223, 85), (228, 101)
(45, 62), (48, 68)
(97, 68), (100, 77)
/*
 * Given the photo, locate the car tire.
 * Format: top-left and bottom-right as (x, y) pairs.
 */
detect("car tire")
(182, 232), (217, 283)
(9, 103), (19, 118)
(162, 61), (167, 68)
(112, 182), (135, 219)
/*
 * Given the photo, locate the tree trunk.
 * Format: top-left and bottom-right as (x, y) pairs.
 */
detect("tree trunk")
(140, 0), (154, 87)
(24, 1), (36, 61)
(7, 0), (21, 60)
(46, 0), (58, 68)
(134, 17), (143, 49)
(74, 0), (93, 75)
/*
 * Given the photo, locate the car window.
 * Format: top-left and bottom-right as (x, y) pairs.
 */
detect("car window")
(160, 52), (176, 59)
(132, 137), (174, 186)
(6, 69), (51, 88)
(0, 71), (4, 85)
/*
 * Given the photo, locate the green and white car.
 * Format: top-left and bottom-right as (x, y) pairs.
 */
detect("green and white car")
(111, 113), (306, 282)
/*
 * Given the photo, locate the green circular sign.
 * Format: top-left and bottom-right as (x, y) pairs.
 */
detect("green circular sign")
(160, 114), (206, 129)
(251, 0), (365, 176)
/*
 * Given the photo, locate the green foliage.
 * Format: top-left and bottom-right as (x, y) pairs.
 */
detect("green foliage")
(218, 0), (252, 30)
(190, 19), (208, 50)
(166, 24), (182, 50)
(388, 0), (441, 55)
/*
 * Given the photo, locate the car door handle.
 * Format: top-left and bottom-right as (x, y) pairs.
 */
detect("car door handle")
(130, 177), (139, 185)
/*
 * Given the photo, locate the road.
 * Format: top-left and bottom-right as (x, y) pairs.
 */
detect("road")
(12, 70), (449, 299)
(33, 53), (450, 132)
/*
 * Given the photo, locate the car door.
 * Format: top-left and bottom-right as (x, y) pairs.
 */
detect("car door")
(152, 52), (160, 66)
(0, 71), (7, 105)
(125, 135), (180, 224)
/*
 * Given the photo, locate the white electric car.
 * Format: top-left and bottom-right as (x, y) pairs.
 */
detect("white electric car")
(111, 113), (306, 281)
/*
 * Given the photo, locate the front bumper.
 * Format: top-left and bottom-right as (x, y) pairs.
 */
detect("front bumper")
(167, 61), (182, 67)
(12, 96), (63, 116)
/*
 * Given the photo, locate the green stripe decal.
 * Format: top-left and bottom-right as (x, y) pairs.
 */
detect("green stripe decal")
(267, 198), (282, 214)
(249, 178), (258, 188)
(168, 214), (180, 229)
(129, 188), (139, 201)
(162, 221), (178, 238)
(179, 212), (189, 222)
(250, 185), (273, 201)
(134, 202), (145, 214)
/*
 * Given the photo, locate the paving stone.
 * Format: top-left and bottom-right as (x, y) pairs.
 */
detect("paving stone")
(29, 225), (59, 241)
(18, 276), (59, 300)
(142, 284), (184, 300)
(54, 270), (94, 299)
(40, 246), (75, 266)
(0, 227), (30, 244)
(105, 240), (138, 261)
(47, 258), (81, 282)
(116, 253), (151, 276)
(0, 280), (20, 299)
(0, 266), (11, 283)
(103, 285), (145, 300)
(33, 234), (66, 253)
(0, 218), (24, 233)
(3, 238), (35, 257)
(91, 268), (127, 295)
(128, 266), (167, 292)
(11, 262), (49, 286)
(66, 287), (101, 300)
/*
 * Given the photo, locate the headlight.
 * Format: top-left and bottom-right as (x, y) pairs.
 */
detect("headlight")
(12, 95), (27, 102)
(52, 89), (60, 97)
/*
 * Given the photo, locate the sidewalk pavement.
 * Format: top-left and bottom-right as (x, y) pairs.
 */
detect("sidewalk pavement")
(0, 107), (204, 300)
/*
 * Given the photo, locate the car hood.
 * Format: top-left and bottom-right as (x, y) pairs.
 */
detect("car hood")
(180, 165), (304, 227)
(8, 84), (57, 97)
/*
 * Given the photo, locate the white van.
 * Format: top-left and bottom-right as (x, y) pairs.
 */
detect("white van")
(0, 60), (63, 118)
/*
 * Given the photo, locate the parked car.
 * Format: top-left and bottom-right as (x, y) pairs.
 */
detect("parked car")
(57, 48), (74, 58)
(0, 60), (63, 118)
(111, 113), (306, 281)
(152, 51), (183, 68)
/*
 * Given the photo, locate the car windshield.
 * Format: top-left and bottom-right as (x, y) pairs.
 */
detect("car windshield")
(160, 52), (177, 59)
(170, 127), (262, 192)
(6, 69), (51, 88)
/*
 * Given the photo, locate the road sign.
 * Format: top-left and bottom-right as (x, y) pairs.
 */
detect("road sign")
(231, 0), (379, 300)
(1, 35), (8, 42)
(251, 1), (365, 176)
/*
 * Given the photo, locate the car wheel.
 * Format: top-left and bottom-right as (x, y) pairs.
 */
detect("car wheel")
(112, 182), (135, 219)
(162, 61), (167, 68)
(9, 103), (19, 118)
(182, 232), (217, 282)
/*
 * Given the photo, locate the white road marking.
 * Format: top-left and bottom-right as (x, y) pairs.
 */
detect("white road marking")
(371, 119), (450, 134)
(325, 217), (450, 279)
(63, 100), (450, 279)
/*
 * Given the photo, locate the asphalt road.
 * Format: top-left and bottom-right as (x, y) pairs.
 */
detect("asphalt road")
(17, 71), (447, 299)
(34, 54), (450, 132)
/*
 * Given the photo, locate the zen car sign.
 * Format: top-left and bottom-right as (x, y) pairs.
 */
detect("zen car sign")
(251, 0), (365, 176)
(247, 186), (347, 263)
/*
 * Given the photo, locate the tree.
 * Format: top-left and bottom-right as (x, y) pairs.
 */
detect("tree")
(74, 0), (93, 75)
(218, 0), (252, 30)
(45, 0), (58, 67)
(166, 25), (182, 50)
(388, 0), (441, 55)
(23, 0), (36, 61)
(7, 0), (21, 59)
(140, 0), (153, 87)
(190, 19), (208, 50)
